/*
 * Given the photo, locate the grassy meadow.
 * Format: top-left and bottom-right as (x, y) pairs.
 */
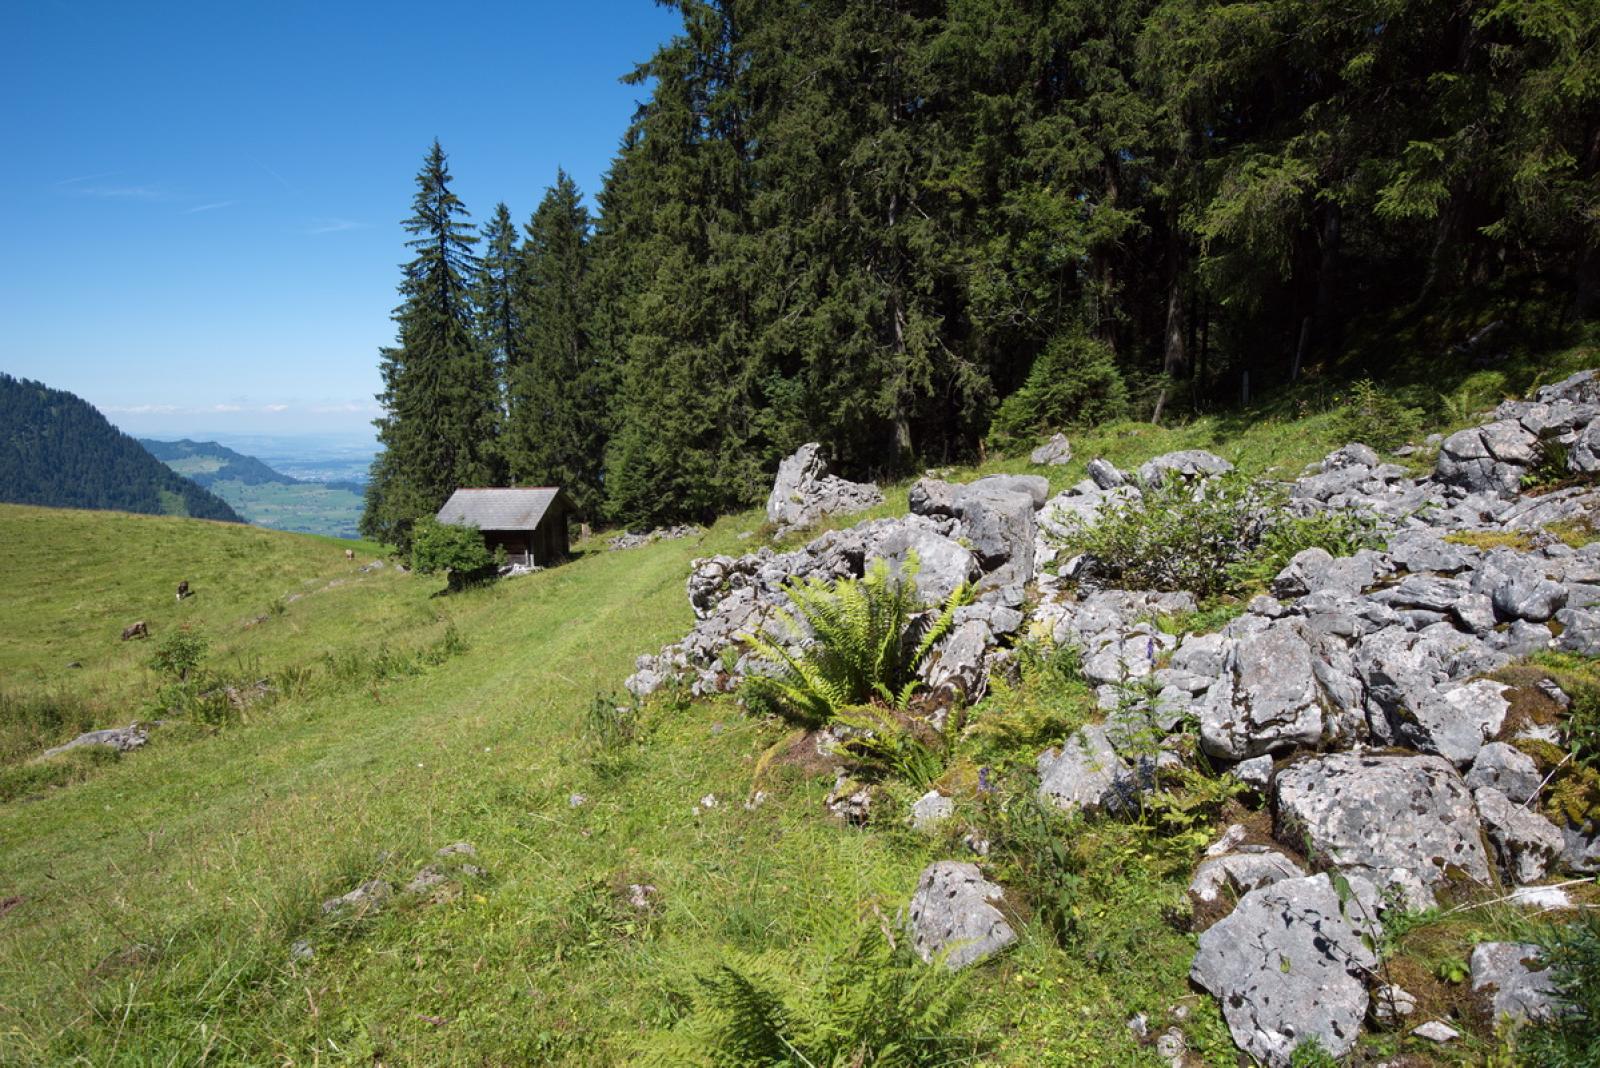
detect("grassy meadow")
(5, 339), (1600, 1065)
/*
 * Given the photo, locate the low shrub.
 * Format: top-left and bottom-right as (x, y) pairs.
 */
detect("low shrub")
(1053, 474), (1273, 598)
(1517, 913), (1600, 1067)
(1054, 473), (1385, 599)
(986, 331), (1128, 453)
(1332, 379), (1424, 451)
(740, 554), (968, 728)
(1227, 508), (1385, 592)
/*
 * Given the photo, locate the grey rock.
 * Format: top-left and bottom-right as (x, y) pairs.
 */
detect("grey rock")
(922, 619), (993, 701)
(1436, 424), (1530, 496)
(1535, 369), (1600, 405)
(1489, 569), (1568, 624)
(1086, 457), (1128, 489)
(1453, 593), (1498, 635)
(1030, 433), (1073, 466)
(910, 790), (955, 832)
(41, 722), (150, 759)
(1471, 942), (1561, 1024)
(1319, 443), (1381, 471)
(1493, 619), (1555, 656)
(1187, 849), (1305, 907)
(1476, 786), (1565, 883)
(321, 879), (392, 915)
(1466, 743), (1543, 805)
(1371, 983), (1417, 1024)
(825, 771), (873, 824)
(969, 473), (1051, 508)
(764, 443), (883, 532)
(1274, 753), (1490, 907)
(406, 866), (448, 894)
(905, 861), (1016, 970)
(1412, 1021), (1460, 1042)
(1386, 529), (1476, 574)
(957, 485), (1038, 581)
(290, 939), (314, 962)
(1404, 679), (1510, 768)
(908, 478), (964, 517)
(1137, 449), (1234, 487)
(1037, 724), (1126, 813)
(1562, 823), (1600, 873)
(1372, 574), (1472, 614)
(1037, 484), (1139, 539)
(1569, 419), (1600, 473)
(1235, 754), (1275, 791)
(436, 841), (477, 858)
(1190, 873), (1376, 1067)
(1199, 621), (1329, 760)
(1555, 607), (1600, 655)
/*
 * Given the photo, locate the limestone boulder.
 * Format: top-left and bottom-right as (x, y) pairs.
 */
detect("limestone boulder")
(1190, 874), (1377, 1067)
(905, 861), (1016, 970)
(1274, 753), (1490, 907)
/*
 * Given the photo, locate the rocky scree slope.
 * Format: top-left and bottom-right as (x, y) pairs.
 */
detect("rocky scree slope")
(629, 371), (1600, 1065)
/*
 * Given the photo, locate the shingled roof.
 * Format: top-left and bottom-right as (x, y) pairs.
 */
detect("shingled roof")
(436, 487), (565, 530)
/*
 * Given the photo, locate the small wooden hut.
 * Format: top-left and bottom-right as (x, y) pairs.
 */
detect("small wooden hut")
(435, 487), (573, 567)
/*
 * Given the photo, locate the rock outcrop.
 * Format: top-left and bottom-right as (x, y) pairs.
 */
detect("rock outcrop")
(764, 443), (883, 534)
(619, 373), (1600, 1063)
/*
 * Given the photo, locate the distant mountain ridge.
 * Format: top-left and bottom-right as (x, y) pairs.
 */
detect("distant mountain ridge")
(0, 374), (243, 522)
(140, 435), (367, 539)
(138, 438), (298, 487)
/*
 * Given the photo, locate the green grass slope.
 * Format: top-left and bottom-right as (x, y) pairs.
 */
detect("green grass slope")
(6, 336), (1600, 1065)
(0, 498), (1236, 1065)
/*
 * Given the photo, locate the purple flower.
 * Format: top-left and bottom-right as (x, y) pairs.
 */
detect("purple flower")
(1146, 636), (1156, 662)
(978, 766), (994, 793)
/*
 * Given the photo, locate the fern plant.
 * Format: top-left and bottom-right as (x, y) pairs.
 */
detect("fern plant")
(642, 929), (976, 1067)
(740, 554), (969, 728)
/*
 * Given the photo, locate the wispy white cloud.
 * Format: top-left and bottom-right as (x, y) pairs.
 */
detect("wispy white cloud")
(75, 184), (166, 200)
(183, 200), (236, 214)
(54, 171), (120, 186)
(306, 218), (368, 235)
(103, 403), (182, 414)
(263, 403), (290, 412)
(309, 401), (378, 414)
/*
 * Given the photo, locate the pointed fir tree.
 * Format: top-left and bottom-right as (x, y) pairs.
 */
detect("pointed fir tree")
(361, 140), (501, 551)
(474, 201), (523, 404)
(503, 170), (608, 516)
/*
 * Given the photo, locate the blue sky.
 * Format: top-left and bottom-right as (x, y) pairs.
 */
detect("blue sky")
(2, 0), (682, 440)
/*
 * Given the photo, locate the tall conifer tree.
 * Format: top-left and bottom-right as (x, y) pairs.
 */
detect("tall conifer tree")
(361, 140), (500, 550)
(503, 171), (607, 516)
(474, 201), (523, 397)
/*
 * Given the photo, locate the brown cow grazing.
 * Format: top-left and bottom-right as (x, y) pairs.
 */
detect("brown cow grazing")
(345, 549), (355, 562)
(121, 621), (149, 641)
(176, 580), (190, 601)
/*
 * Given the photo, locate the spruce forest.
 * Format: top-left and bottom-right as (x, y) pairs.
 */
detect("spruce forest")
(362, 0), (1599, 545)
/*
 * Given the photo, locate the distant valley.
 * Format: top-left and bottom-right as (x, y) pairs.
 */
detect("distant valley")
(140, 437), (368, 539)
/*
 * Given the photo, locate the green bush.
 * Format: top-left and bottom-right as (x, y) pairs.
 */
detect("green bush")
(1055, 474), (1385, 599)
(410, 517), (494, 578)
(1227, 508), (1384, 592)
(1053, 474), (1273, 598)
(149, 625), (208, 683)
(740, 555), (968, 728)
(987, 332), (1128, 452)
(1331, 379), (1424, 452)
(1518, 913), (1600, 1066)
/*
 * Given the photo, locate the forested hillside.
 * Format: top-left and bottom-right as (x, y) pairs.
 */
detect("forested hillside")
(139, 438), (297, 488)
(0, 375), (242, 522)
(140, 438), (366, 538)
(363, 0), (1598, 546)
